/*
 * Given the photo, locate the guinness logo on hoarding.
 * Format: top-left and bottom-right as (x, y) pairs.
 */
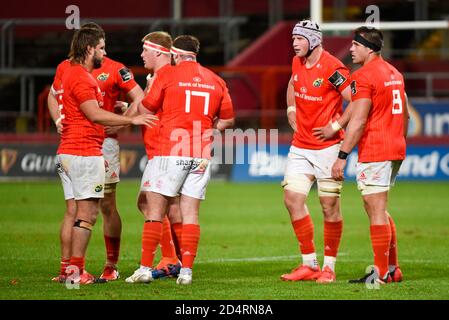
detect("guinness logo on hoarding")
(120, 150), (137, 174)
(1, 149), (18, 174)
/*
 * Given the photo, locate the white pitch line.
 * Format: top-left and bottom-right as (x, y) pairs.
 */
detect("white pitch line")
(0, 253), (435, 265)
(195, 255), (302, 263)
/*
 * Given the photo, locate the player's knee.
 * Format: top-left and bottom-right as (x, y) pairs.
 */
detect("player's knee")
(137, 193), (149, 215)
(317, 178), (342, 198)
(65, 200), (77, 217)
(283, 193), (308, 219)
(168, 206), (182, 223)
(100, 201), (116, 217)
(281, 174), (313, 196)
(181, 213), (198, 225)
(283, 193), (296, 212)
(65, 207), (77, 219)
(320, 200), (340, 220)
(362, 197), (379, 215)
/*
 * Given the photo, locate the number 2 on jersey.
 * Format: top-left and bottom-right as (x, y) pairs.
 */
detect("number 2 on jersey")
(185, 90), (210, 115)
(392, 89), (403, 114)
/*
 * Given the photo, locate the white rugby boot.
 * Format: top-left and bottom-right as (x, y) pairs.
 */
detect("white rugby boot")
(176, 267), (193, 285)
(125, 266), (153, 283)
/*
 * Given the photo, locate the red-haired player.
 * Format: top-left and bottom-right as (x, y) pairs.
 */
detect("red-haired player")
(136, 31), (182, 279)
(126, 35), (235, 285)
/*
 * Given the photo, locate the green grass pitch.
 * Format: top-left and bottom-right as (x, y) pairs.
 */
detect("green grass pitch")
(1, 180), (448, 300)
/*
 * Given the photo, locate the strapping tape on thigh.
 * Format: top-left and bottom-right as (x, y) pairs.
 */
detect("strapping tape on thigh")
(360, 185), (390, 195)
(317, 178), (342, 197)
(104, 183), (116, 193)
(281, 174), (313, 195)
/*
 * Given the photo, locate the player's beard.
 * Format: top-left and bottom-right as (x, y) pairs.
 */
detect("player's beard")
(93, 53), (103, 69)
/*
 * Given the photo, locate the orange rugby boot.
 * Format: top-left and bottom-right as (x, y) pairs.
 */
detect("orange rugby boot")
(389, 267), (403, 282)
(281, 265), (321, 281)
(99, 264), (120, 281)
(316, 266), (336, 284)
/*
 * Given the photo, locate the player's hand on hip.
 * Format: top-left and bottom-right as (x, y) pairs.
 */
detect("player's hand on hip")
(312, 121), (336, 141)
(331, 159), (346, 181)
(55, 117), (63, 134)
(131, 113), (159, 127)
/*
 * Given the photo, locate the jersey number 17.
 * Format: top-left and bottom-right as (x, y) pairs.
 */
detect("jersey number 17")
(185, 90), (210, 115)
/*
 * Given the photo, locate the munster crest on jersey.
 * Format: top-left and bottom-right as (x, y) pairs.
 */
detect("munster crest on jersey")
(97, 73), (109, 81)
(313, 78), (323, 87)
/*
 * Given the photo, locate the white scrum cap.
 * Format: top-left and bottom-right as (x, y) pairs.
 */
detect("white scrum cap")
(292, 19), (322, 51)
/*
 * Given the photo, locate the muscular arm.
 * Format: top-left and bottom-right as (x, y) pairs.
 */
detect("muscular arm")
(80, 100), (157, 127)
(331, 98), (372, 180)
(312, 86), (353, 140)
(123, 85), (145, 117)
(138, 102), (153, 115)
(286, 76), (297, 132)
(340, 98), (371, 153)
(336, 86), (353, 128)
(106, 85), (145, 135)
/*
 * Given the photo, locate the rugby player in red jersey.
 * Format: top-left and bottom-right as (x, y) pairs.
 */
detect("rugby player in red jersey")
(280, 20), (352, 283)
(126, 35), (234, 285)
(55, 27), (156, 284)
(137, 31), (182, 279)
(48, 23), (144, 282)
(331, 27), (408, 284)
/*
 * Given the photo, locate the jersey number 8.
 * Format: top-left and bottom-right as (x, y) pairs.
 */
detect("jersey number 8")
(392, 89), (403, 115)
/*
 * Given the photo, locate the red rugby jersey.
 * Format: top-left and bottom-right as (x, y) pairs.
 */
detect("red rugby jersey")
(92, 57), (138, 138)
(51, 59), (71, 100)
(57, 64), (104, 156)
(51, 57), (138, 139)
(142, 61), (234, 158)
(291, 50), (350, 150)
(351, 56), (406, 162)
(141, 65), (171, 160)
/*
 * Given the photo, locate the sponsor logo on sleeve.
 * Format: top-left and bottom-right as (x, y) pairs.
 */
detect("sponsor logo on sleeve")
(118, 67), (133, 82)
(328, 70), (347, 88)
